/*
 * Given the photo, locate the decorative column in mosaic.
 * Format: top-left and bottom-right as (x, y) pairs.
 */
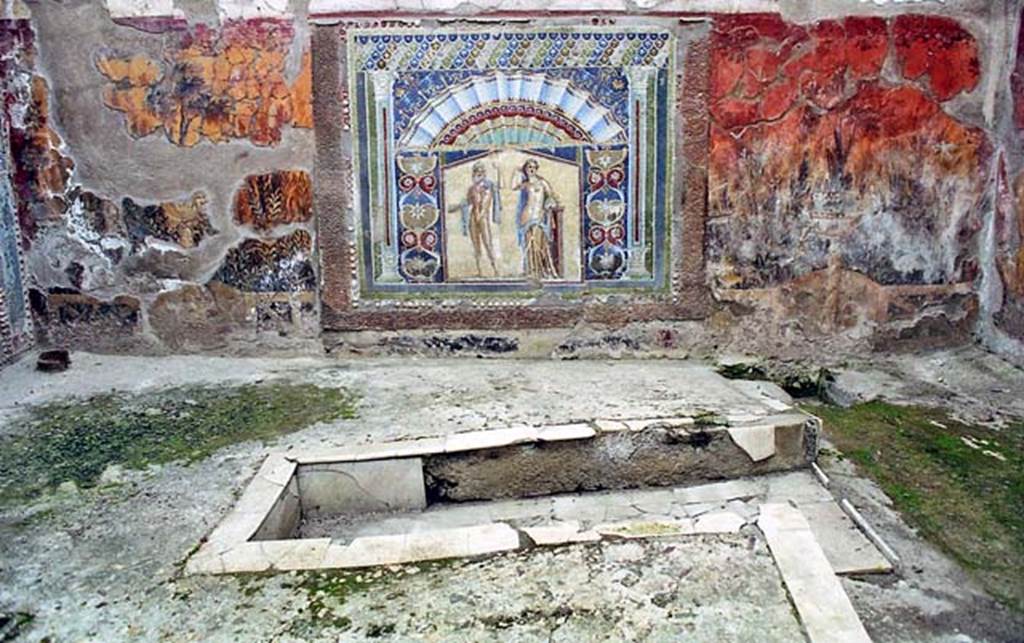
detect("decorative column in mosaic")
(626, 64), (653, 280)
(369, 69), (402, 282)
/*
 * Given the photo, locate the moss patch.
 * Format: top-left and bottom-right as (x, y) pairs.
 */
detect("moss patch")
(808, 401), (1024, 611)
(282, 560), (458, 637)
(0, 611), (35, 641)
(716, 362), (824, 398)
(0, 382), (358, 505)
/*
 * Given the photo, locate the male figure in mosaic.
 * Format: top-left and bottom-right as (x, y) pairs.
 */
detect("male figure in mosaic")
(450, 161), (501, 277)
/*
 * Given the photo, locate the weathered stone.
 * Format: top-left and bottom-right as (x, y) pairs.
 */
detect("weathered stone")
(759, 503), (872, 643)
(800, 500), (892, 575)
(423, 422), (813, 503)
(818, 370), (888, 408)
(148, 282), (251, 351)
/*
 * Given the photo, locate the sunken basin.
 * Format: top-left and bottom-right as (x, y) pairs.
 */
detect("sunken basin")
(187, 408), (820, 575)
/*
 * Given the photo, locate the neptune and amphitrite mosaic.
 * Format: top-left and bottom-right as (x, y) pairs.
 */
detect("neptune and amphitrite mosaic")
(348, 28), (674, 295)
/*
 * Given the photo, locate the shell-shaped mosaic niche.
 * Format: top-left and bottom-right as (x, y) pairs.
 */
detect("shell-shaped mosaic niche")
(402, 73), (627, 149)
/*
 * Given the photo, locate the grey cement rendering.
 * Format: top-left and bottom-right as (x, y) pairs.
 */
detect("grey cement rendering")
(1, 348), (1022, 641)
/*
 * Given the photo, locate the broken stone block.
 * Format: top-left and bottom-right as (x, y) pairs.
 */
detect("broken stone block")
(36, 348), (70, 372)
(726, 424), (776, 462)
(818, 369), (888, 408)
(522, 521), (600, 546)
(692, 511), (746, 534)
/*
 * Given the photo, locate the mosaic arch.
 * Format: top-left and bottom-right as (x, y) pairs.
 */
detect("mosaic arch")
(349, 28), (675, 295)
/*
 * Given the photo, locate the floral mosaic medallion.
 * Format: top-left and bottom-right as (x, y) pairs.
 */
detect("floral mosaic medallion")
(348, 28), (675, 296)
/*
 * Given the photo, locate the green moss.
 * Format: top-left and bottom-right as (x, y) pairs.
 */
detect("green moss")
(807, 401), (1024, 611)
(716, 363), (769, 381)
(0, 382), (358, 505)
(692, 410), (727, 427)
(0, 611), (34, 641)
(283, 560), (457, 636)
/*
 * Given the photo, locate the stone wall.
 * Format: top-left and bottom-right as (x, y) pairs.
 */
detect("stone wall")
(0, 0), (1019, 362)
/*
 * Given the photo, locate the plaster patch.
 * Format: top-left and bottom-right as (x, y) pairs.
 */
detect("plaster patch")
(105, 0), (181, 19)
(217, 0), (290, 21)
(727, 424), (776, 462)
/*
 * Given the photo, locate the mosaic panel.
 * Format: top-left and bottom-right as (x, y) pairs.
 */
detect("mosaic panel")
(0, 112), (33, 363)
(348, 28), (674, 295)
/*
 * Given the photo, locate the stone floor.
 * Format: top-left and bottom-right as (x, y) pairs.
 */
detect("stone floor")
(0, 348), (1022, 641)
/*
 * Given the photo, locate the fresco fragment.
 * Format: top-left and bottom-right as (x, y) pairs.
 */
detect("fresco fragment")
(893, 15), (980, 101)
(234, 170), (312, 232)
(122, 192), (216, 249)
(210, 230), (315, 292)
(96, 19), (312, 147)
(708, 13), (988, 340)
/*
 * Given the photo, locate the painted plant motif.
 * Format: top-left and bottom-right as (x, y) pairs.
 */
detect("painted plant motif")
(707, 14), (987, 294)
(234, 170), (312, 232)
(349, 28), (673, 294)
(96, 19), (312, 147)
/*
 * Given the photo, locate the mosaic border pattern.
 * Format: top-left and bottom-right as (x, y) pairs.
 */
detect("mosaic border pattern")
(0, 111), (33, 365)
(314, 21), (712, 330)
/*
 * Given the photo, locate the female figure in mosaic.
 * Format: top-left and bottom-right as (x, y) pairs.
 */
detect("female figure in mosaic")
(511, 158), (561, 281)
